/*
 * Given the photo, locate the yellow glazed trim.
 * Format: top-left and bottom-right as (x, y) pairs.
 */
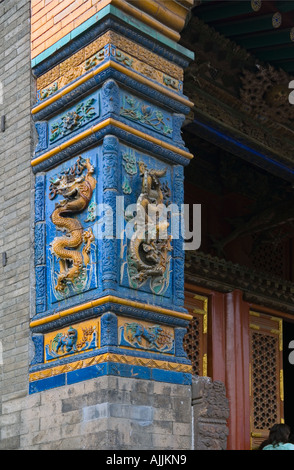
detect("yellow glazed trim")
(29, 352), (192, 382)
(111, 0), (181, 42)
(124, 0), (187, 32)
(31, 116), (194, 167)
(29, 295), (193, 328)
(251, 432), (263, 438)
(202, 353), (207, 376)
(280, 369), (284, 402)
(32, 60), (193, 115)
(193, 293), (208, 334)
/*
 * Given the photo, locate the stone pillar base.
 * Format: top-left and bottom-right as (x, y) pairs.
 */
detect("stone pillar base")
(192, 376), (229, 450)
(6, 376), (192, 450)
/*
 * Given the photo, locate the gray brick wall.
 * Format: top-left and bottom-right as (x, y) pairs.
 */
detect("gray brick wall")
(0, 0), (32, 448)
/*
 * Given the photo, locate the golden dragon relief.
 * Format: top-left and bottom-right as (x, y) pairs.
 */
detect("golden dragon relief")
(126, 161), (172, 294)
(49, 157), (97, 293)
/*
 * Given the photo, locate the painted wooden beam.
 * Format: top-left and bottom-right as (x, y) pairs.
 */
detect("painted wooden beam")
(215, 14), (282, 37)
(276, 1), (294, 13)
(266, 59), (294, 73)
(194, 0), (259, 22)
(235, 28), (294, 49)
(254, 45), (294, 61)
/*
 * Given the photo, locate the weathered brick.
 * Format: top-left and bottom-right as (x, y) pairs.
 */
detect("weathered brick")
(0, 0), (31, 426)
(31, 0), (109, 58)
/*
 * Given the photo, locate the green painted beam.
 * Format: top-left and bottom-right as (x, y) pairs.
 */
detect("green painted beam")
(194, 1), (257, 22)
(235, 28), (294, 49)
(275, 1), (294, 13)
(254, 45), (294, 61)
(215, 14), (282, 36)
(274, 61), (294, 72)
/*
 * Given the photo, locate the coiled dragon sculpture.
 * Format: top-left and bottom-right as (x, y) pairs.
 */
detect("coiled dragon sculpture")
(127, 161), (172, 293)
(49, 157), (96, 293)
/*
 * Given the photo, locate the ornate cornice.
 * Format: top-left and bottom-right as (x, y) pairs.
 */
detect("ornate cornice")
(186, 86), (294, 167)
(181, 16), (294, 173)
(125, 0), (194, 37)
(185, 251), (294, 314)
(30, 294), (192, 329)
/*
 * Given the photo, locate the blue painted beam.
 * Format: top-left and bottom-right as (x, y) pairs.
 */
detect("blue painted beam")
(187, 119), (294, 182)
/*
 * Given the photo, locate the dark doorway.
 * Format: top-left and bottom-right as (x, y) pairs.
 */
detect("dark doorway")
(283, 320), (294, 435)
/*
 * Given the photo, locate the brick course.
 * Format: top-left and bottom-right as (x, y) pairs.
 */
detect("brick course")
(0, 0), (32, 449)
(31, 0), (111, 59)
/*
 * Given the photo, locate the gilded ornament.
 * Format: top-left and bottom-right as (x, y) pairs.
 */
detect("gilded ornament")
(251, 0), (261, 12)
(36, 30), (183, 103)
(29, 352), (192, 382)
(272, 12), (282, 28)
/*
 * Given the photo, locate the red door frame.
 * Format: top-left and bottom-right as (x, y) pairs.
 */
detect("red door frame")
(185, 284), (251, 450)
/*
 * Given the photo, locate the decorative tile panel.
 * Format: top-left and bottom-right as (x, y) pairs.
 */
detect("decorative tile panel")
(120, 93), (173, 137)
(35, 32), (184, 104)
(42, 150), (99, 309)
(30, 5), (194, 392)
(44, 319), (99, 362)
(48, 92), (100, 145)
(118, 317), (175, 354)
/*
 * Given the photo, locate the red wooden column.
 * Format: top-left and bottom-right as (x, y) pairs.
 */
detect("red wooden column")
(210, 289), (251, 450)
(209, 291), (226, 382)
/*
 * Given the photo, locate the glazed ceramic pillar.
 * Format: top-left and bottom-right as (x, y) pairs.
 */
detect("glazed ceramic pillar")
(30, 1), (194, 400)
